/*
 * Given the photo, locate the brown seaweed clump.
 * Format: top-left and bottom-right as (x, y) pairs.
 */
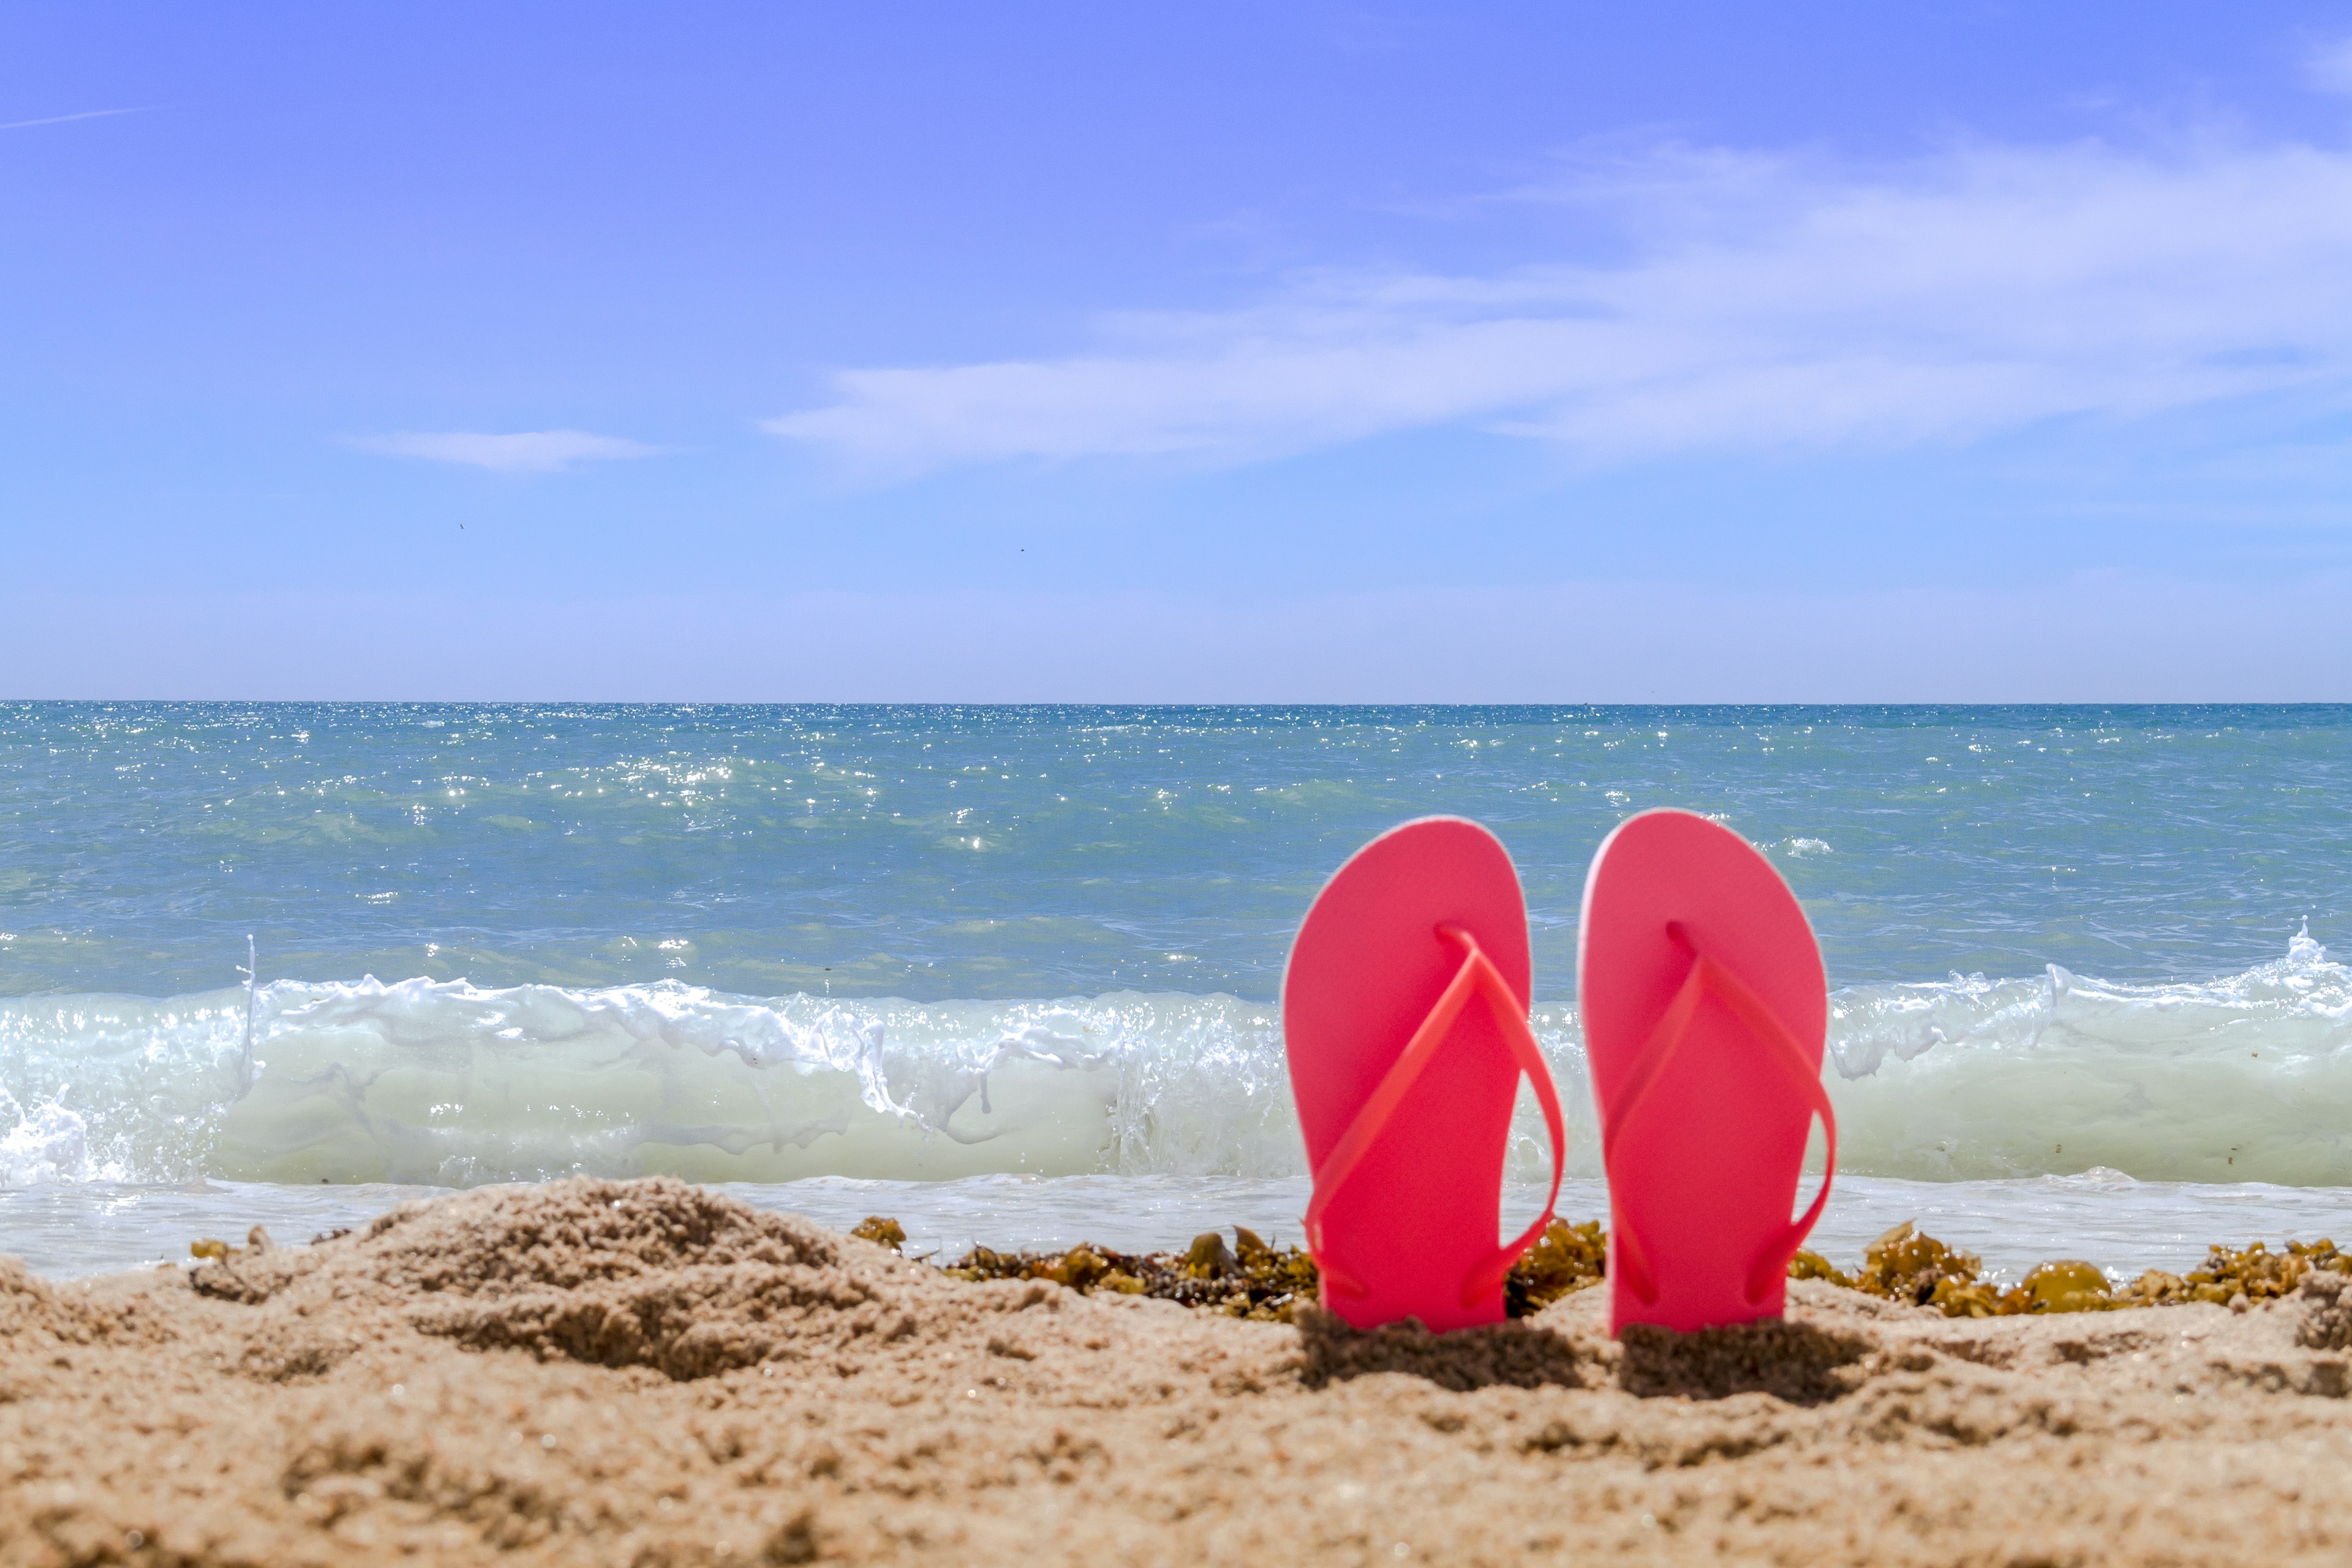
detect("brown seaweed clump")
(1838, 1222), (2126, 1317)
(1505, 1218), (1608, 1314)
(2119, 1238), (2350, 1309)
(1807, 1226), (2352, 1320)
(189, 1224), (276, 1263)
(908, 1210), (2352, 1326)
(1849, 1221), (2002, 1310)
(849, 1215), (907, 1251)
(2021, 1260), (2117, 1313)
(930, 1218), (1611, 1323)
(941, 1227), (1319, 1320)
(1788, 1248), (1855, 1287)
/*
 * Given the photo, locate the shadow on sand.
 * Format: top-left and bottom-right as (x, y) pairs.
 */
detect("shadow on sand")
(1296, 1304), (1874, 1406)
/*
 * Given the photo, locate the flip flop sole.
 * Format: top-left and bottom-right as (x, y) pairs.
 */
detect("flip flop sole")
(1580, 809), (1830, 1334)
(1283, 817), (1535, 1331)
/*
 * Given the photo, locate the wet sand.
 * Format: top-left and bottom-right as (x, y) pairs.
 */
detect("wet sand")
(6, 1177), (2352, 1566)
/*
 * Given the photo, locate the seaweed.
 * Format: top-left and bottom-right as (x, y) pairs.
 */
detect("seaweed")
(1834, 1223), (2125, 1317)
(849, 1215), (907, 1253)
(1818, 1224), (2351, 1319)
(1849, 1221), (1996, 1308)
(1231, 1227), (1322, 1307)
(1504, 1219), (1608, 1314)
(2117, 1238), (2348, 1308)
(884, 1214), (2352, 1325)
(924, 1218), (1600, 1322)
(939, 1229), (1317, 1319)
(189, 1225), (275, 1263)
(1787, 1249), (1854, 1288)
(2021, 1259), (2116, 1313)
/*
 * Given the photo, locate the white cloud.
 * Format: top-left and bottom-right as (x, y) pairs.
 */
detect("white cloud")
(350, 430), (666, 473)
(2309, 34), (2352, 96)
(766, 136), (2352, 471)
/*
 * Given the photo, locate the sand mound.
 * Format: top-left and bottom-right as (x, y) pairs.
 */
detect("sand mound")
(2297, 1268), (2352, 1351)
(190, 1177), (954, 1381)
(0, 1256), (70, 1340)
(353, 1178), (846, 1296)
(3, 1251), (178, 1351)
(9, 1180), (2352, 1566)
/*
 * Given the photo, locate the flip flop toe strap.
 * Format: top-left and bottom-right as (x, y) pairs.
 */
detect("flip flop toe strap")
(1603, 925), (1836, 1309)
(1305, 925), (1567, 1307)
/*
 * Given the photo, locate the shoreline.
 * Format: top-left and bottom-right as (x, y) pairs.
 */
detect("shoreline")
(11, 1170), (2352, 1285)
(8, 1177), (2352, 1565)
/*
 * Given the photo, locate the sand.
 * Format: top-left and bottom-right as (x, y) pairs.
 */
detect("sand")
(6, 1178), (2352, 1567)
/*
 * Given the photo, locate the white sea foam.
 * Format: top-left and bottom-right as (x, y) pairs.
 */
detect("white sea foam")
(1826, 924), (2352, 1182)
(2, 931), (2347, 1188)
(0, 980), (1303, 1187)
(0, 1086), (97, 1186)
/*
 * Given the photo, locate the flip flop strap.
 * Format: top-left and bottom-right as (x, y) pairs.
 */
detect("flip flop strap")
(1305, 925), (1568, 1306)
(1602, 924), (1836, 1308)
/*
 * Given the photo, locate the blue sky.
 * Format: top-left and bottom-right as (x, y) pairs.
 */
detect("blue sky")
(6, 2), (2352, 701)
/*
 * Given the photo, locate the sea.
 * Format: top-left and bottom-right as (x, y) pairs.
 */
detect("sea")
(4, 703), (2349, 1284)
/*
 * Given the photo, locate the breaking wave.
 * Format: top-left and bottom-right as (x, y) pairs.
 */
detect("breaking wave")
(3, 930), (2348, 1188)
(1826, 925), (2352, 1183)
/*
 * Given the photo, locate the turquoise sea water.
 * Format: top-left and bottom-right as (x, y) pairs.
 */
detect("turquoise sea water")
(4, 703), (2350, 1275)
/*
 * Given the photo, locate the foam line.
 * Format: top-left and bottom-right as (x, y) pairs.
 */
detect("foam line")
(2, 932), (2345, 1186)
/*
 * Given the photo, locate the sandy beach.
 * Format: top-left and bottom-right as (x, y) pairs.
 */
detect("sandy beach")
(4, 1177), (2350, 1566)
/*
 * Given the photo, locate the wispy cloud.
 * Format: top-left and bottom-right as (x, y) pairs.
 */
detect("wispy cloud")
(0, 107), (154, 132)
(350, 430), (667, 474)
(2309, 34), (2352, 96)
(766, 135), (2352, 472)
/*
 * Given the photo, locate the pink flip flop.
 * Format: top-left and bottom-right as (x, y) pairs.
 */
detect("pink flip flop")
(1284, 817), (1567, 1332)
(1578, 809), (1836, 1335)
